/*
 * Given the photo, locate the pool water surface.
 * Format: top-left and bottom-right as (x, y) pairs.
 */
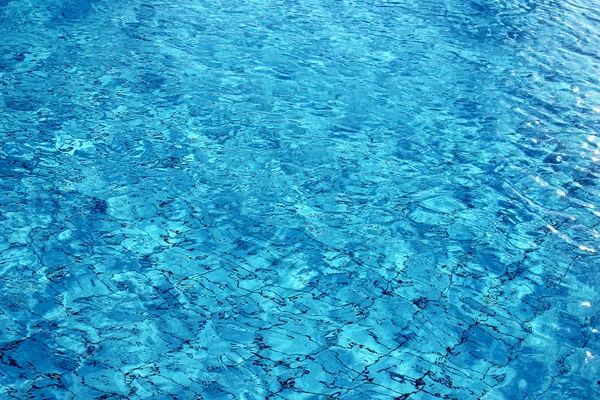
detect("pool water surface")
(1, 0), (600, 398)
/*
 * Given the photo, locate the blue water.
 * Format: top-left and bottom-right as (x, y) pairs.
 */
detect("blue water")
(1, 0), (600, 398)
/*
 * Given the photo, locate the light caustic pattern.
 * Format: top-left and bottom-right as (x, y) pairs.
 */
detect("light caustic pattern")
(1, 0), (600, 398)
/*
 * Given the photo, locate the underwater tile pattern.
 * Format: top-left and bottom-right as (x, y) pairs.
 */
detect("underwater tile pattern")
(1, 0), (600, 398)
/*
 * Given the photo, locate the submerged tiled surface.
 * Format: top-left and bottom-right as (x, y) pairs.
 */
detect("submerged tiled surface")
(1, 0), (600, 398)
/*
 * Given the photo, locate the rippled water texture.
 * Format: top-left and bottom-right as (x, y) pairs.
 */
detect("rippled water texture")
(2, 0), (600, 398)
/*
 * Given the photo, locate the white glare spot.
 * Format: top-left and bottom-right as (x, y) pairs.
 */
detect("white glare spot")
(582, 302), (592, 307)
(557, 190), (566, 196)
(579, 245), (595, 253)
(574, 87), (580, 92)
(586, 351), (595, 364)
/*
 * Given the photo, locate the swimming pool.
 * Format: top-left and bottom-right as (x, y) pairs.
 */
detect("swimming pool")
(1, 0), (600, 398)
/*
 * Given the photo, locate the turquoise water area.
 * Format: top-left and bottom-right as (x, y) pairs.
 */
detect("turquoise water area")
(1, 0), (600, 398)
